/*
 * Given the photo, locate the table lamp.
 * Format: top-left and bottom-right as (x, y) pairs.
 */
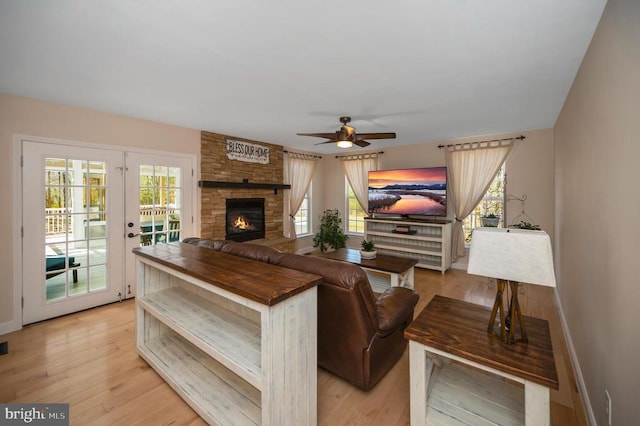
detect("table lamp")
(467, 227), (556, 343)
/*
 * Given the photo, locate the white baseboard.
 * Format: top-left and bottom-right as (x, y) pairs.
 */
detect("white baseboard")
(0, 319), (20, 337)
(450, 261), (467, 270)
(554, 289), (596, 426)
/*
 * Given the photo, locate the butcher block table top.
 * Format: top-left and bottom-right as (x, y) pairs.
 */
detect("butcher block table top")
(405, 295), (558, 389)
(133, 242), (322, 306)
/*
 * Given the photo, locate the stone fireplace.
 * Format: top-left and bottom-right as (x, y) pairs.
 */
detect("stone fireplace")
(200, 131), (284, 240)
(225, 198), (265, 242)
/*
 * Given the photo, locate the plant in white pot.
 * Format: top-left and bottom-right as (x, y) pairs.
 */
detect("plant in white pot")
(481, 213), (500, 227)
(360, 239), (377, 259)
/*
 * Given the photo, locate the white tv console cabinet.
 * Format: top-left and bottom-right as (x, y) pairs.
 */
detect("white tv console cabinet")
(364, 217), (452, 273)
(133, 243), (321, 425)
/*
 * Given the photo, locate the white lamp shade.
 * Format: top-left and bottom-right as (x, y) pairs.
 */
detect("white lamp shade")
(467, 227), (556, 287)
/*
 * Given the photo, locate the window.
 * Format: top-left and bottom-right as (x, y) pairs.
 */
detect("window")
(463, 164), (506, 243)
(346, 179), (366, 234)
(293, 187), (311, 236)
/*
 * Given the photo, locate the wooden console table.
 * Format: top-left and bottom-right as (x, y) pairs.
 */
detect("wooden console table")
(405, 295), (558, 426)
(314, 248), (418, 292)
(133, 243), (322, 425)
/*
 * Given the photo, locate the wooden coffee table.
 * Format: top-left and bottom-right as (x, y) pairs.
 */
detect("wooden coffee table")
(314, 248), (418, 292)
(405, 295), (558, 425)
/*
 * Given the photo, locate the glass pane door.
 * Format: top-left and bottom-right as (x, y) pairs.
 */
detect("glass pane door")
(124, 152), (194, 299)
(23, 142), (124, 325)
(138, 164), (183, 247)
(44, 158), (109, 301)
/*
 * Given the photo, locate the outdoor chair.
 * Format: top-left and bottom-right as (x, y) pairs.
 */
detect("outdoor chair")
(168, 219), (180, 242)
(46, 255), (79, 283)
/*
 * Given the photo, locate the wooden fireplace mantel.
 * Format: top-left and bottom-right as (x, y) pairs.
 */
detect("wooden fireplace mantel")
(198, 179), (291, 194)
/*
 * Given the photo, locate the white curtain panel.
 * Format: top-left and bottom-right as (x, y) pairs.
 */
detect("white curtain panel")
(341, 156), (378, 212)
(283, 153), (317, 238)
(445, 142), (514, 261)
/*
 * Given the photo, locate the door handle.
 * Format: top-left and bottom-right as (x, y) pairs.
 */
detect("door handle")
(127, 232), (139, 238)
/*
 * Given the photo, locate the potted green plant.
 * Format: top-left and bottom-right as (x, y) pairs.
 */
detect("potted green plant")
(481, 213), (500, 227)
(510, 221), (541, 230)
(313, 209), (348, 252)
(360, 239), (377, 259)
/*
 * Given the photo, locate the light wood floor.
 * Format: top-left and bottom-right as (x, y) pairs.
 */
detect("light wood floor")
(0, 268), (588, 425)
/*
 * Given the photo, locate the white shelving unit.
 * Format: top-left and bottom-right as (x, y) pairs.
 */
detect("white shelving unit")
(364, 217), (452, 273)
(134, 250), (318, 425)
(422, 359), (525, 424)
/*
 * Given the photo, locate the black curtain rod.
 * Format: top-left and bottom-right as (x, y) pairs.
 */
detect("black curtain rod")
(335, 151), (385, 159)
(283, 150), (322, 159)
(438, 135), (525, 149)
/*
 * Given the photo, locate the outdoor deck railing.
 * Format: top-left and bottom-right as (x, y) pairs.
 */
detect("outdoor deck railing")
(46, 206), (177, 236)
(140, 206), (176, 216)
(45, 208), (72, 235)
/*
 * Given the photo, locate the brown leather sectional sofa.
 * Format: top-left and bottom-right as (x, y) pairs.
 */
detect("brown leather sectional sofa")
(183, 238), (419, 390)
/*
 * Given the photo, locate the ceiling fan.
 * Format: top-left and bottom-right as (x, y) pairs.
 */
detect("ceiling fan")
(296, 116), (396, 148)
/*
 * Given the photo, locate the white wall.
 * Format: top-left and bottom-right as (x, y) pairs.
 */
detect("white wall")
(554, 0), (640, 424)
(0, 93), (201, 331)
(504, 128), (555, 240)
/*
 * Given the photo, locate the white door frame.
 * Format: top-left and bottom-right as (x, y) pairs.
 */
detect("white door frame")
(11, 134), (198, 330)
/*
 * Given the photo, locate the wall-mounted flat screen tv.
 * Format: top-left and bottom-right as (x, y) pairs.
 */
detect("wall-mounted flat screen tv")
(367, 167), (447, 217)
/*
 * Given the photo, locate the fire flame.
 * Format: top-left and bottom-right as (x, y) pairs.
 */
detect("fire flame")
(232, 215), (254, 230)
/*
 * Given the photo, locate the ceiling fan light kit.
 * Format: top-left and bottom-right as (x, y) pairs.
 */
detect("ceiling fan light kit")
(297, 116), (396, 149)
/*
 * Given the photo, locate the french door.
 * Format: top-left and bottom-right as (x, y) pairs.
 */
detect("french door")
(22, 142), (125, 324)
(123, 152), (194, 298)
(22, 141), (195, 324)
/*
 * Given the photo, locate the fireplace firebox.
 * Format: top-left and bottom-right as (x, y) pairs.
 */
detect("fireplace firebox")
(225, 198), (265, 242)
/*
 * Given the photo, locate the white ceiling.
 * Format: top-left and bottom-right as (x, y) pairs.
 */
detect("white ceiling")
(0, 1), (606, 153)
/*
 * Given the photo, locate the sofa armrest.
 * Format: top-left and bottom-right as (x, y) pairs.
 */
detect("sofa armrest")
(375, 287), (419, 334)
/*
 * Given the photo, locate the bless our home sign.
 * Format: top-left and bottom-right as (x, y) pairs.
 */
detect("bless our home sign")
(226, 139), (270, 164)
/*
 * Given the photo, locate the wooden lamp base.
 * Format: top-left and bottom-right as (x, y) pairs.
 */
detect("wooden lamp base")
(487, 279), (528, 344)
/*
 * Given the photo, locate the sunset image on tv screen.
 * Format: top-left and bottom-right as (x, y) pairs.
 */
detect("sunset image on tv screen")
(368, 167), (447, 216)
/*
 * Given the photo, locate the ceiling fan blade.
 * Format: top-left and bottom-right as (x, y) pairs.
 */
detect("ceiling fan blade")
(354, 140), (371, 148)
(314, 140), (338, 145)
(355, 132), (396, 140)
(297, 132), (337, 139)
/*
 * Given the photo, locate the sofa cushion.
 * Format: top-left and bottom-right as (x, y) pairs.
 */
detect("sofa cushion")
(221, 241), (283, 263)
(182, 237), (202, 245)
(183, 238), (232, 252)
(272, 253), (367, 290)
